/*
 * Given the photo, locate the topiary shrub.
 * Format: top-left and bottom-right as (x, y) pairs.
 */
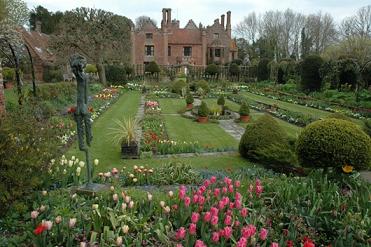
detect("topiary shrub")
(205, 64), (220, 76)
(172, 79), (187, 95)
(229, 63), (240, 76)
(239, 114), (291, 162)
(197, 80), (209, 93)
(363, 118), (371, 137)
(105, 65), (126, 84)
(186, 93), (194, 104)
(337, 58), (360, 90)
(198, 101), (209, 117)
(296, 118), (371, 169)
(217, 95), (225, 106)
(84, 64), (98, 74)
(145, 61), (161, 74)
(327, 112), (352, 122)
(257, 58), (270, 81)
(239, 101), (250, 116)
(300, 55), (324, 92)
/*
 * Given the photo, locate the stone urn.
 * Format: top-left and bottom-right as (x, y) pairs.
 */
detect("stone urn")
(240, 115), (250, 123)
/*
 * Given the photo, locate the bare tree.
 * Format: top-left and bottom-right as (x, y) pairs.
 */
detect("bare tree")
(234, 12), (259, 44)
(135, 16), (157, 30)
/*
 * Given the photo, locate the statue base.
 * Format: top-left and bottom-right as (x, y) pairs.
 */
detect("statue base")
(75, 183), (109, 195)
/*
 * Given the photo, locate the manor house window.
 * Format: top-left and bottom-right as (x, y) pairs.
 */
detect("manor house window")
(145, 45), (154, 56)
(215, 48), (221, 57)
(213, 33), (219, 39)
(146, 33), (153, 39)
(183, 46), (192, 57)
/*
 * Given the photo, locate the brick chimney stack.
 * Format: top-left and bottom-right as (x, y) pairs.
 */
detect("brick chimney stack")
(167, 8), (171, 24)
(226, 11), (231, 37)
(35, 20), (42, 33)
(221, 14), (225, 28)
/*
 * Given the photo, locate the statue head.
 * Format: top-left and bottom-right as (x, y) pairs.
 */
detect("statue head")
(70, 54), (87, 75)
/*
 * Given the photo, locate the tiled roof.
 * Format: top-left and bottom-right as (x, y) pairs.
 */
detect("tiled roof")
(168, 29), (202, 45)
(19, 27), (55, 64)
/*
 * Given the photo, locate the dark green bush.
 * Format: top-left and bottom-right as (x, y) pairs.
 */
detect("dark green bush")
(327, 112), (352, 122)
(197, 80), (209, 93)
(171, 79), (187, 95)
(239, 101), (250, 116)
(84, 64), (97, 74)
(0, 108), (59, 216)
(205, 64), (220, 76)
(363, 119), (371, 137)
(257, 58), (270, 81)
(229, 63), (240, 76)
(2, 67), (15, 81)
(145, 61), (160, 74)
(217, 95), (225, 106)
(105, 65), (127, 84)
(296, 118), (371, 169)
(43, 65), (63, 83)
(198, 101), (209, 117)
(254, 143), (298, 167)
(337, 58), (360, 90)
(239, 114), (290, 161)
(186, 93), (194, 104)
(300, 55), (324, 92)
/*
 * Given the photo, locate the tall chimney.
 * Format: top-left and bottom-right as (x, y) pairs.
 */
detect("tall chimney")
(162, 9), (166, 28)
(167, 9), (172, 24)
(226, 11), (231, 37)
(35, 20), (42, 33)
(221, 14), (225, 28)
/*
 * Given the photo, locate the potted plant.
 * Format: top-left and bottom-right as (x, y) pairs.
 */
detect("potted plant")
(239, 101), (250, 122)
(198, 101), (209, 123)
(186, 93), (194, 109)
(217, 95), (225, 114)
(109, 117), (139, 159)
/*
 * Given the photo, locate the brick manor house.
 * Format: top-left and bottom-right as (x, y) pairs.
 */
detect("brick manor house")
(131, 8), (238, 66)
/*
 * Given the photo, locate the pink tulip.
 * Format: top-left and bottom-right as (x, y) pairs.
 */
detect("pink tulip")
(218, 200), (225, 210)
(194, 240), (207, 247)
(175, 227), (186, 240)
(189, 223), (197, 235)
(222, 187), (228, 194)
(199, 185), (206, 194)
(224, 215), (232, 226)
(229, 202), (235, 209)
(111, 168), (119, 175)
(234, 220), (240, 227)
(203, 179), (210, 187)
(223, 226), (232, 239)
(210, 176), (217, 183)
(214, 188), (220, 197)
(211, 215), (219, 225)
(193, 195), (199, 204)
(256, 185), (264, 196)
(211, 231), (220, 243)
(176, 244), (183, 247)
(222, 196), (230, 205)
(235, 192), (242, 201)
(179, 189), (186, 200)
(210, 207), (219, 216)
(228, 184), (234, 193)
(224, 177), (232, 185)
(226, 209), (232, 216)
(184, 197), (191, 207)
(235, 199), (242, 209)
(270, 243), (279, 247)
(236, 237), (247, 247)
(259, 228), (268, 240)
(241, 224), (256, 238)
(240, 208), (248, 217)
(235, 180), (241, 187)
(191, 212), (200, 223)
(198, 196), (205, 205)
(203, 211), (211, 222)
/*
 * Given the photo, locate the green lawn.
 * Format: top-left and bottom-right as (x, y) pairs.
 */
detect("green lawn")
(203, 98), (241, 112)
(65, 91), (141, 168)
(97, 153), (257, 173)
(158, 98), (185, 114)
(242, 91), (331, 118)
(164, 115), (238, 149)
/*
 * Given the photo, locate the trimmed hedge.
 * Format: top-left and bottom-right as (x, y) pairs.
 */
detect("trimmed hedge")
(229, 63), (240, 76)
(300, 55), (324, 92)
(105, 65), (126, 84)
(296, 118), (371, 169)
(171, 79), (187, 95)
(257, 58), (270, 81)
(217, 95), (225, 106)
(205, 64), (220, 76)
(145, 61), (161, 74)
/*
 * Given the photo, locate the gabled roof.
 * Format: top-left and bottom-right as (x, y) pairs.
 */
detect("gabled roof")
(184, 19), (198, 30)
(19, 27), (55, 64)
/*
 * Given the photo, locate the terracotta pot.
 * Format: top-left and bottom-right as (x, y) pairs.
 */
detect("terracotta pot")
(240, 115), (250, 123)
(198, 116), (208, 123)
(4, 81), (13, 89)
(186, 103), (193, 109)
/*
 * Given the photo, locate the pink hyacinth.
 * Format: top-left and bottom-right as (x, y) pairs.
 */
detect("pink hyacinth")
(194, 240), (207, 247)
(259, 228), (268, 240)
(240, 207), (248, 217)
(191, 212), (200, 223)
(203, 211), (211, 222)
(211, 231), (220, 243)
(184, 197), (191, 207)
(210, 176), (217, 184)
(224, 215), (232, 226)
(214, 188), (220, 197)
(236, 237), (247, 247)
(176, 227), (186, 240)
(270, 243), (279, 247)
(189, 223), (197, 235)
(223, 226), (232, 239)
(211, 215), (219, 225)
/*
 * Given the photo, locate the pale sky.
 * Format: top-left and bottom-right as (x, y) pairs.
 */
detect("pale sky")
(25, 0), (370, 28)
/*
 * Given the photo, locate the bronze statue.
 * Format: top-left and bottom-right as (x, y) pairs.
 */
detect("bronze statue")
(70, 54), (93, 185)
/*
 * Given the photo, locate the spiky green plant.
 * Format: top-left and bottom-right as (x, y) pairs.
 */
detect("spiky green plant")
(109, 117), (139, 145)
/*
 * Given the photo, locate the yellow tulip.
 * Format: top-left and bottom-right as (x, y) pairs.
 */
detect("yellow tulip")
(342, 164), (354, 173)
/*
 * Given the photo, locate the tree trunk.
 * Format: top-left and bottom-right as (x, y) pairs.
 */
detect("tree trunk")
(96, 60), (106, 85)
